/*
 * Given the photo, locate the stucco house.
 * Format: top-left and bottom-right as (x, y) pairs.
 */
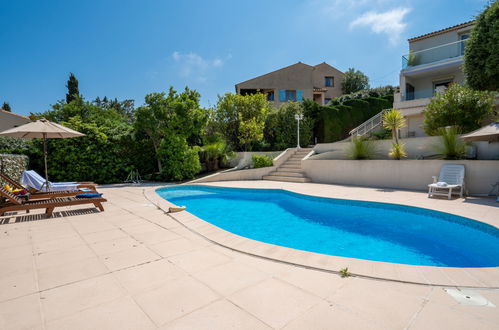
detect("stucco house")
(393, 21), (474, 138)
(235, 62), (344, 106)
(0, 109), (30, 132)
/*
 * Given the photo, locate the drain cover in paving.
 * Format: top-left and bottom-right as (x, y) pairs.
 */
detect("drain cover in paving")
(443, 288), (496, 307)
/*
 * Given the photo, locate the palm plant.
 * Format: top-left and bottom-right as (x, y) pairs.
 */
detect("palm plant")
(434, 126), (466, 160)
(383, 109), (407, 159)
(347, 137), (376, 160)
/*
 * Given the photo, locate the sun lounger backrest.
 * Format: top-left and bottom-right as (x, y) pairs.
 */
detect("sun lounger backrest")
(438, 164), (465, 186)
(0, 172), (24, 190)
(0, 187), (23, 205)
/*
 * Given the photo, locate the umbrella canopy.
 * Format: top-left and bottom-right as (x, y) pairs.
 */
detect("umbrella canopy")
(0, 118), (84, 139)
(0, 118), (85, 190)
(462, 121), (499, 142)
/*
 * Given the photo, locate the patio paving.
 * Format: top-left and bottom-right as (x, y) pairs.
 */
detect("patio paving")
(0, 182), (498, 329)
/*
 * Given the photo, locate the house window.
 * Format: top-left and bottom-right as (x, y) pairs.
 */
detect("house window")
(266, 91), (275, 101)
(460, 34), (469, 56)
(324, 98), (331, 105)
(285, 90), (296, 101)
(325, 76), (334, 87)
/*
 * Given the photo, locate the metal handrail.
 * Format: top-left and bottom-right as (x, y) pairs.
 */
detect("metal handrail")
(349, 109), (389, 136)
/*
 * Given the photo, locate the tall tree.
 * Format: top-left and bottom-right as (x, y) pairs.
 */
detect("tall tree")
(134, 87), (206, 172)
(65, 73), (80, 103)
(464, 1), (499, 91)
(2, 102), (11, 112)
(341, 68), (370, 94)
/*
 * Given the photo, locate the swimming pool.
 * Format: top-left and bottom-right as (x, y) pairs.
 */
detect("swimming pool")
(156, 185), (499, 267)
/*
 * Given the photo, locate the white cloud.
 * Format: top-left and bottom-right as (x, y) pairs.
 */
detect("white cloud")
(171, 51), (230, 82)
(350, 8), (411, 45)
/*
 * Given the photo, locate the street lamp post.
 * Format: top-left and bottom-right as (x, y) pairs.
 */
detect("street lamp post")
(294, 114), (303, 148)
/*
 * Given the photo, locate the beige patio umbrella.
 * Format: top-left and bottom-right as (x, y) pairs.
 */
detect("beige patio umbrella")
(462, 121), (499, 142)
(0, 118), (85, 188)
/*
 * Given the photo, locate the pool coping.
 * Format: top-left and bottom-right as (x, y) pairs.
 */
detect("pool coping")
(143, 181), (499, 288)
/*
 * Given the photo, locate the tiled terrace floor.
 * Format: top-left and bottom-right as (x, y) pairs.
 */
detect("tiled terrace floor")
(0, 183), (498, 329)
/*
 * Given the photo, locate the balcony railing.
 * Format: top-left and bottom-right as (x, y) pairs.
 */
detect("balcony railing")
(402, 39), (468, 69)
(400, 88), (435, 101)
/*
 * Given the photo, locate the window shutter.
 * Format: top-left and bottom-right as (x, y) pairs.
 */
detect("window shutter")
(279, 90), (286, 102)
(296, 90), (303, 101)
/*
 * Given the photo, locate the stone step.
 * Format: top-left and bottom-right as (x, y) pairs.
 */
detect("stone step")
(277, 167), (305, 173)
(267, 171), (307, 178)
(262, 175), (312, 183)
(280, 164), (302, 169)
(285, 160), (301, 165)
(288, 157), (304, 161)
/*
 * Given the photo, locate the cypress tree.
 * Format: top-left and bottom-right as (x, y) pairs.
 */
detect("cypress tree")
(2, 102), (11, 112)
(65, 73), (80, 103)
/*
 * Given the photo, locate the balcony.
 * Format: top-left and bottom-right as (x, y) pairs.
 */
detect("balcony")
(402, 39), (468, 70)
(400, 88), (435, 101)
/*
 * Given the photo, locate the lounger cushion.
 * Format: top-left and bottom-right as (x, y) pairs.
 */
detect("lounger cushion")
(76, 193), (103, 198)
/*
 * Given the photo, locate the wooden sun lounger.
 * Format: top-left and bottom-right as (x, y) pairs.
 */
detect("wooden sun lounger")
(0, 187), (107, 217)
(0, 172), (97, 199)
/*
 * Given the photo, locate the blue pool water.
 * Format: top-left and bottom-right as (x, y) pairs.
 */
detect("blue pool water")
(156, 186), (499, 267)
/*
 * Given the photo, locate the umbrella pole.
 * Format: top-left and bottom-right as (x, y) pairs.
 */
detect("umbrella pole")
(43, 134), (49, 192)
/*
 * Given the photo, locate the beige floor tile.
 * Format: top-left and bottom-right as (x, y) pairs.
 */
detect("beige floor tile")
(228, 278), (321, 329)
(45, 296), (156, 330)
(131, 228), (181, 245)
(277, 266), (346, 299)
(134, 276), (219, 326)
(114, 259), (186, 294)
(90, 236), (141, 255)
(0, 271), (38, 302)
(0, 254), (34, 277)
(81, 228), (129, 244)
(0, 293), (42, 330)
(193, 261), (269, 296)
(161, 299), (271, 330)
(283, 300), (385, 330)
(150, 237), (203, 258)
(409, 301), (496, 330)
(71, 220), (116, 234)
(100, 245), (160, 271)
(168, 249), (232, 273)
(40, 274), (125, 321)
(328, 277), (429, 329)
(0, 243), (34, 261)
(35, 244), (95, 269)
(33, 235), (86, 254)
(37, 256), (108, 291)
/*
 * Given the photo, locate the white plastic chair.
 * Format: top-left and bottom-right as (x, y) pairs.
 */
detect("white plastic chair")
(428, 164), (465, 199)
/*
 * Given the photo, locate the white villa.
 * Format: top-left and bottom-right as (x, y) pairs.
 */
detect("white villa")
(393, 21), (475, 138)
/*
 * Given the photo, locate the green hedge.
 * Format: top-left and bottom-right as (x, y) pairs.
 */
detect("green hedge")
(252, 154), (273, 168)
(317, 97), (392, 143)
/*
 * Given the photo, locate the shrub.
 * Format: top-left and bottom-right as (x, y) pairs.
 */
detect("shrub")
(158, 134), (201, 181)
(464, 1), (499, 91)
(199, 141), (235, 171)
(433, 127), (466, 160)
(389, 143), (407, 160)
(383, 109), (406, 144)
(252, 154), (273, 168)
(423, 84), (494, 135)
(346, 137), (376, 160)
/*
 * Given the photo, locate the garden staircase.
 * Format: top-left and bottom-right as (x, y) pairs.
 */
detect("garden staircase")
(263, 148), (313, 183)
(349, 108), (389, 137)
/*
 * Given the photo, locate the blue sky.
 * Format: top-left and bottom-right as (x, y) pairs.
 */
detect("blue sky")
(0, 0), (487, 115)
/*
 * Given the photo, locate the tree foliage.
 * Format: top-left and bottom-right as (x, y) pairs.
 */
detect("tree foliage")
(2, 102), (11, 112)
(264, 102), (313, 149)
(423, 84), (494, 135)
(65, 73), (80, 104)
(341, 68), (370, 94)
(134, 87), (207, 179)
(213, 93), (271, 151)
(464, 1), (499, 91)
